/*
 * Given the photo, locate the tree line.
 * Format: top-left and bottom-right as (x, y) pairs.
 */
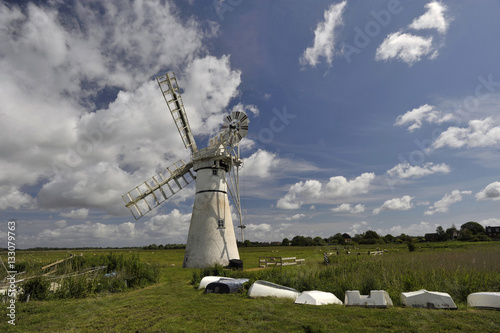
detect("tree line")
(434, 221), (491, 242)
(279, 221), (491, 247)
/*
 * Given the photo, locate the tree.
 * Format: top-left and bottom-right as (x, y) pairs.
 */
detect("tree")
(328, 233), (345, 245)
(460, 222), (485, 235)
(398, 233), (412, 243)
(314, 236), (326, 246)
(281, 238), (290, 246)
(364, 230), (380, 239)
(445, 225), (458, 240)
(383, 234), (394, 243)
(459, 228), (474, 241)
(436, 226), (447, 241)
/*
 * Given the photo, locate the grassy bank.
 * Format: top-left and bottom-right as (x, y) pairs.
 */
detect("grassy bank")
(1, 242), (499, 332)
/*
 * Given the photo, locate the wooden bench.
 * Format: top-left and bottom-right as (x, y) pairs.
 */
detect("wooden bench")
(259, 256), (305, 268)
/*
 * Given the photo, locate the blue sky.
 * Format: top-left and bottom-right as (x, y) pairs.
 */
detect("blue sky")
(1, 0), (499, 248)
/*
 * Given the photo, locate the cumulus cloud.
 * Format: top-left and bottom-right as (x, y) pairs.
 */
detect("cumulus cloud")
(231, 103), (259, 117)
(300, 1), (346, 67)
(181, 55), (242, 135)
(246, 223), (272, 232)
(409, 1), (449, 34)
(425, 190), (471, 215)
(373, 195), (413, 215)
(479, 217), (500, 226)
(476, 181), (500, 201)
(394, 104), (454, 131)
(350, 221), (368, 235)
(0, 0), (244, 219)
(388, 221), (436, 236)
(35, 221), (140, 248)
(277, 180), (322, 209)
(376, 2), (451, 65)
(242, 149), (280, 178)
(324, 173), (375, 198)
(60, 208), (89, 219)
(0, 185), (35, 210)
(143, 209), (191, 240)
(241, 222), (294, 242)
(387, 162), (450, 179)
(331, 203), (365, 214)
(432, 118), (500, 150)
(276, 173), (374, 209)
(375, 31), (434, 65)
(9, 208), (193, 248)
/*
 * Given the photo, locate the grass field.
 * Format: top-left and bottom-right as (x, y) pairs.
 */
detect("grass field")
(1, 242), (499, 332)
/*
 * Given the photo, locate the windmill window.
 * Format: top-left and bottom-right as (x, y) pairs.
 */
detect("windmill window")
(217, 219), (225, 229)
(212, 169), (218, 176)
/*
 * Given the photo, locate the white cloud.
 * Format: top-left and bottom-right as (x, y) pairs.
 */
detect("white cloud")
(36, 221), (140, 247)
(243, 222), (293, 242)
(143, 209), (191, 241)
(277, 173), (374, 209)
(376, 2), (451, 65)
(242, 149), (280, 178)
(232, 103), (259, 117)
(350, 221), (368, 235)
(476, 181), (500, 201)
(54, 220), (67, 228)
(182, 55), (242, 135)
(300, 1), (347, 67)
(425, 190), (472, 215)
(432, 118), (500, 150)
(394, 104), (454, 131)
(0, 185), (35, 210)
(60, 208), (89, 219)
(409, 1), (449, 34)
(373, 195), (413, 215)
(479, 217), (500, 227)
(376, 31), (434, 65)
(285, 214), (306, 221)
(246, 223), (272, 232)
(0, 1), (245, 218)
(387, 162), (450, 179)
(388, 221), (436, 236)
(324, 173), (375, 198)
(277, 180), (322, 209)
(331, 203), (365, 214)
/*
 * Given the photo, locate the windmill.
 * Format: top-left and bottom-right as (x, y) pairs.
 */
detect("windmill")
(122, 72), (249, 268)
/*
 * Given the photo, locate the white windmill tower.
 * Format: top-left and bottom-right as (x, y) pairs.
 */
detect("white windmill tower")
(122, 72), (249, 268)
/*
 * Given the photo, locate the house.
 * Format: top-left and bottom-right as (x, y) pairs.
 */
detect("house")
(425, 233), (439, 242)
(485, 226), (500, 239)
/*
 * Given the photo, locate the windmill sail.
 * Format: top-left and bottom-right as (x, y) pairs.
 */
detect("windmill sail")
(157, 72), (198, 153)
(123, 160), (195, 220)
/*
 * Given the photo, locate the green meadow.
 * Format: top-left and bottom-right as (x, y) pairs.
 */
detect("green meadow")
(1, 242), (499, 332)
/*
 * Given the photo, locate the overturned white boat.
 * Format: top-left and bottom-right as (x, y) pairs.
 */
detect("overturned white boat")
(401, 289), (457, 309)
(467, 292), (500, 310)
(345, 290), (393, 308)
(198, 276), (234, 289)
(248, 280), (300, 300)
(205, 278), (249, 294)
(295, 291), (343, 305)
